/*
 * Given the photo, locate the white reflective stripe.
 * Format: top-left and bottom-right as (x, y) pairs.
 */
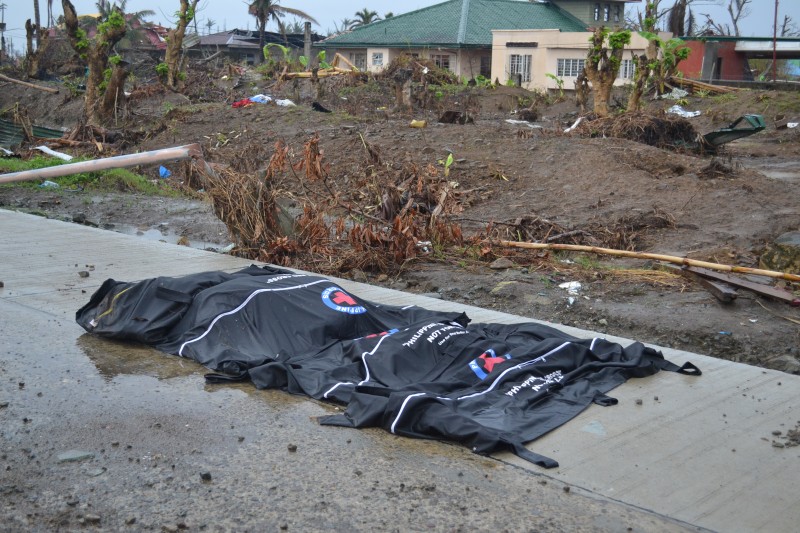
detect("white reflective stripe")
(401, 305), (415, 310)
(590, 337), (599, 351)
(454, 341), (570, 401)
(357, 333), (395, 386)
(323, 381), (353, 399)
(178, 278), (329, 356)
(390, 392), (426, 434)
(390, 342), (571, 434)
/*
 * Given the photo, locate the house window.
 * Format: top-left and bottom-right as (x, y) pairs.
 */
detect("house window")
(594, 4), (601, 21)
(349, 52), (366, 70)
(614, 5), (622, 23)
(372, 52), (384, 67)
(618, 59), (635, 79)
(604, 4), (611, 22)
(509, 54), (532, 83)
(557, 58), (585, 77)
(480, 56), (491, 78)
(430, 54), (451, 70)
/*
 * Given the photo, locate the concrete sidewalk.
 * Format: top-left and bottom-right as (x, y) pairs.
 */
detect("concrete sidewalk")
(2, 209), (797, 532)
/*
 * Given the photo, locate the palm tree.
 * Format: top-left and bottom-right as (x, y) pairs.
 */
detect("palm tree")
(284, 18), (305, 34)
(334, 18), (354, 33)
(351, 8), (380, 28)
(205, 18), (215, 35)
(247, 1), (317, 62)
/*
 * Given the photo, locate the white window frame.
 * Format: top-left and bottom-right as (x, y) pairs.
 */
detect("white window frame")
(594, 3), (601, 21)
(557, 58), (585, 78)
(430, 54), (451, 71)
(618, 59), (636, 80)
(604, 4), (611, 22)
(509, 54), (532, 83)
(350, 52), (367, 70)
(372, 52), (384, 67)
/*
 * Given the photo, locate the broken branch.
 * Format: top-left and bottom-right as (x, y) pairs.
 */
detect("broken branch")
(498, 241), (800, 283)
(0, 73), (60, 94)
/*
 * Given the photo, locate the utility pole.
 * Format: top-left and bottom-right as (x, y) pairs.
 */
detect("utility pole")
(0, 3), (7, 64)
(772, 0), (779, 82)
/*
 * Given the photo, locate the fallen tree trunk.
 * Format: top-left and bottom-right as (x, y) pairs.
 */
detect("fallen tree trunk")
(0, 143), (204, 184)
(0, 73), (59, 94)
(498, 240), (800, 283)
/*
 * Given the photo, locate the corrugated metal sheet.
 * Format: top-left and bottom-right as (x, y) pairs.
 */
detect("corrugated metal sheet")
(0, 118), (65, 149)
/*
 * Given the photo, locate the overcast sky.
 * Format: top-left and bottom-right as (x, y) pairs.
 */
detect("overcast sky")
(2, 0), (798, 50)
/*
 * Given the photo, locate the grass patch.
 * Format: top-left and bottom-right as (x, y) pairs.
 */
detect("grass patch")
(0, 155), (179, 196)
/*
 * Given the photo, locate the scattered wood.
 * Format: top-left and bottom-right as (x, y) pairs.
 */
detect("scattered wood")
(668, 77), (737, 95)
(283, 53), (360, 79)
(198, 50), (223, 64)
(498, 241), (800, 283)
(661, 264), (738, 303)
(683, 266), (800, 306)
(0, 73), (60, 94)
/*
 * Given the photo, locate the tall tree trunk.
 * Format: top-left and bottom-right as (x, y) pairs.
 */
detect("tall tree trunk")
(24, 18), (48, 79)
(62, 0), (126, 125)
(258, 19), (266, 64)
(164, 0), (199, 91)
(593, 82), (613, 117)
(100, 61), (129, 121)
(669, 0), (687, 36)
(584, 27), (630, 117)
(575, 70), (590, 113)
(627, 2), (659, 112)
(33, 0), (41, 48)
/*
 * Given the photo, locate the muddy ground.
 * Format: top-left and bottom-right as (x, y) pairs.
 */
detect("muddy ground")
(1, 68), (799, 373)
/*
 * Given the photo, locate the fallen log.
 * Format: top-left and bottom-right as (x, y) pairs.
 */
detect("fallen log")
(498, 240), (800, 283)
(0, 73), (60, 94)
(668, 76), (737, 95)
(0, 143), (203, 184)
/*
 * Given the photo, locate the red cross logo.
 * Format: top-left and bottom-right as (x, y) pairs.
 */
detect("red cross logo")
(479, 352), (507, 373)
(331, 291), (357, 306)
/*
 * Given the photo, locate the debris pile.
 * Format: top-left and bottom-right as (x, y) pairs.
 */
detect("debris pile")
(199, 134), (465, 275)
(572, 112), (698, 149)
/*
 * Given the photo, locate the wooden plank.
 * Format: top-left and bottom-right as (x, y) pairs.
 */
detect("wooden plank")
(660, 264), (738, 303)
(685, 266), (800, 306)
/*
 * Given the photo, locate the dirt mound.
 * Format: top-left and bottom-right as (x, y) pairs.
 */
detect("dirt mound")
(574, 112), (698, 148)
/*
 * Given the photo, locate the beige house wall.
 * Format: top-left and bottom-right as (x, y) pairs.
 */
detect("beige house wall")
(324, 46), (490, 79)
(491, 29), (670, 91)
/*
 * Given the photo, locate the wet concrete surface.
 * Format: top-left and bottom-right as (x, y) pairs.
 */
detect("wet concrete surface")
(1, 209), (798, 531)
(0, 299), (697, 532)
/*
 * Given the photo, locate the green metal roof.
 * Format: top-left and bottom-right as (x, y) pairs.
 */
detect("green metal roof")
(0, 118), (65, 149)
(317, 0), (587, 49)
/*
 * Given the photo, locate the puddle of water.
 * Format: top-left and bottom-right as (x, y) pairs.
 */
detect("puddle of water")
(743, 160), (800, 183)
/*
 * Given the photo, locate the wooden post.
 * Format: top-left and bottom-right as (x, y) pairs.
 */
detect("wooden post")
(304, 21), (312, 71)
